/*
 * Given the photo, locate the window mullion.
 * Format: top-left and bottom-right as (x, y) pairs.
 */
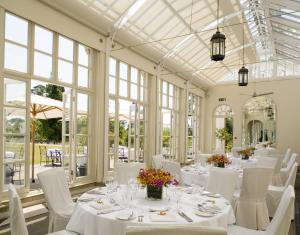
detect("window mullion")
(53, 32), (58, 82)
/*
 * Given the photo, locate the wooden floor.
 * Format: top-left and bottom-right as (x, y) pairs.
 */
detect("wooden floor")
(1, 171), (300, 235)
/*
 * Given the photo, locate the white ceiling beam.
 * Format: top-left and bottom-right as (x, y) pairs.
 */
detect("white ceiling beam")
(269, 0), (300, 12)
(276, 50), (300, 62)
(276, 44), (300, 58)
(271, 16), (300, 31)
(263, 0), (277, 58)
(161, 0), (233, 81)
(273, 31), (300, 47)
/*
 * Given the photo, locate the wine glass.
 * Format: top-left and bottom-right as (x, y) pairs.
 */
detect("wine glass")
(104, 176), (114, 193)
(173, 187), (183, 210)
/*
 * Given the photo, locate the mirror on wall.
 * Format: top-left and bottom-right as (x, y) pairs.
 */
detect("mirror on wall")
(242, 96), (276, 146)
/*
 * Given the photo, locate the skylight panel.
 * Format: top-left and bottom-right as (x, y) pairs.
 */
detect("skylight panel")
(114, 0), (146, 29)
(281, 8), (300, 23)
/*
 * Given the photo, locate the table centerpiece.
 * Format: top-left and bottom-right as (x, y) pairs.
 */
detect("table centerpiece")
(238, 147), (255, 160)
(137, 168), (175, 200)
(207, 154), (230, 168)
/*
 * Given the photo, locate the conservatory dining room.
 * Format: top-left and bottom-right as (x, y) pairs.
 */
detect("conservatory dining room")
(0, 0), (299, 235)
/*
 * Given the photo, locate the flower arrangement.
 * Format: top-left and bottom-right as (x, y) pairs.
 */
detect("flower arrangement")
(238, 147), (255, 159)
(137, 168), (176, 199)
(207, 154), (230, 167)
(263, 141), (273, 148)
(137, 168), (173, 188)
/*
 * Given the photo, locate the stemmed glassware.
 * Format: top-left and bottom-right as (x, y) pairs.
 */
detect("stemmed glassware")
(173, 187), (183, 210)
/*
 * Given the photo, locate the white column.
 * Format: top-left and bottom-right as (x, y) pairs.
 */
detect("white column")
(0, 7), (4, 193)
(102, 37), (112, 178)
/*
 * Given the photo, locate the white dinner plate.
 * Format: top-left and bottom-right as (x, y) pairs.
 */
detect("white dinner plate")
(194, 210), (215, 217)
(207, 193), (222, 198)
(115, 211), (136, 221)
(201, 191), (211, 196)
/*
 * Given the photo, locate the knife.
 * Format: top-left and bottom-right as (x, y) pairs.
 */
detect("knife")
(178, 211), (193, 222)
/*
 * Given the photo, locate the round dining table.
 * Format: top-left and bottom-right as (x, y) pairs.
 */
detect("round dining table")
(66, 186), (235, 235)
(181, 157), (258, 189)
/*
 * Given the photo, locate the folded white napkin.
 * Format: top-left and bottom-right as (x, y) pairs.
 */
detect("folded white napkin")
(149, 213), (177, 222)
(86, 188), (106, 195)
(148, 206), (169, 212)
(78, 195), (97, 202)
(89, 200), (114, 211)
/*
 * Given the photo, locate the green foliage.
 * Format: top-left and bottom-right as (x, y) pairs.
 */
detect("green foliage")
(162, 127), (171, 147)
(6, 118), (25, 134)
(31, 84), (65, 143)
(119, 120), (128, 146)
(215, 117), (233, 153)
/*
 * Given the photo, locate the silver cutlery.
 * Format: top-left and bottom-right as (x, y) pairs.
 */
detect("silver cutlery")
(97, 207), (123, 215)
(178, 211), (193, 222)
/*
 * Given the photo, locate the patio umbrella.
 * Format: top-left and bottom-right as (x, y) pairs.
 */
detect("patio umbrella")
(30, 94), (63, 182)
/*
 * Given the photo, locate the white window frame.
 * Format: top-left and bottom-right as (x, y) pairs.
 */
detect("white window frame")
(0, 11), (97, 199)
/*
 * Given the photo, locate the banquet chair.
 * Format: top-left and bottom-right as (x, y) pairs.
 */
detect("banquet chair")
(37, 168), (75, 233)
(280, 153), (297, 184)
(282, 148), (292, 168)
(229, 185), (295, 235)
(256, 156), (277, 170)
(126, 225), (227, 235)
(235, 167), (273, 230)
(206, 167), (238, 203)
(152, 154), (164, 169)
(267, 163), (298, 217)
(195, 153), (212, 165)
(115, 162), (145, 184)
(8, 184), (75, 235)
(268, 154), (284, 186)
(162, 160), (181, 183)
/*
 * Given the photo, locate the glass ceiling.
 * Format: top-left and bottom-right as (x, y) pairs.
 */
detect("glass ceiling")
(61, 0), (300, 86)
(220, 0), (300, 83)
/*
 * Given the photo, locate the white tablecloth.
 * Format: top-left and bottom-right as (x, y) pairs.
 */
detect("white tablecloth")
(67, 187), (235, 235)
(181, 158), (259, 190)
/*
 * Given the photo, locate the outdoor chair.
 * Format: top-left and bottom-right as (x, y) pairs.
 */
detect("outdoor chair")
(39, 145), (50, 166)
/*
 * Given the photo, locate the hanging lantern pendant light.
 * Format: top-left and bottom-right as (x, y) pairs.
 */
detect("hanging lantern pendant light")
(210, 0), (226, 61)
(238, 19), (248, 86)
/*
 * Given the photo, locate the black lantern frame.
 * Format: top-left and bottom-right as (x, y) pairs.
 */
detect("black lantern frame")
(238, 66), (248, 86)
(210, 0), (226, 61)
(210, 31), (226, 61)
(238, 14), (248, 86)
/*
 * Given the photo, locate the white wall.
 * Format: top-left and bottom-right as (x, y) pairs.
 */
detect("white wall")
(204, 78), (300, 160)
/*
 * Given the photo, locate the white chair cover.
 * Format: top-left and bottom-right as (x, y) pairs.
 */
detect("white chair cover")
(115, 162), (145, 184)
(282, 148), (292, 168)
(280, 153), (297, 184)
(268, 154), (284, 186)
(206, 167), (238, 203)
(256, 156), (277, 170)
(8, 184), (28, 235)
(162, 160), (181, 183)
(37, 168), (74, 233)
(228, 186), (295, 235)
(152, 154), (164, 169)
(266, 163), (298, 217)
(8, 184), (74, 235)
(266, 185), (295, 235)
(126, 225), (227, 235)
(235, 168), (273, 230)
(195, 153), (212, 164)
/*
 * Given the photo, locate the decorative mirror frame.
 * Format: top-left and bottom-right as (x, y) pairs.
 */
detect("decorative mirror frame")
(242, 96), (276, 147)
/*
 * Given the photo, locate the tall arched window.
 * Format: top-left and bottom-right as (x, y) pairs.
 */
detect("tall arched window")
(213, 104), (233, 153)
